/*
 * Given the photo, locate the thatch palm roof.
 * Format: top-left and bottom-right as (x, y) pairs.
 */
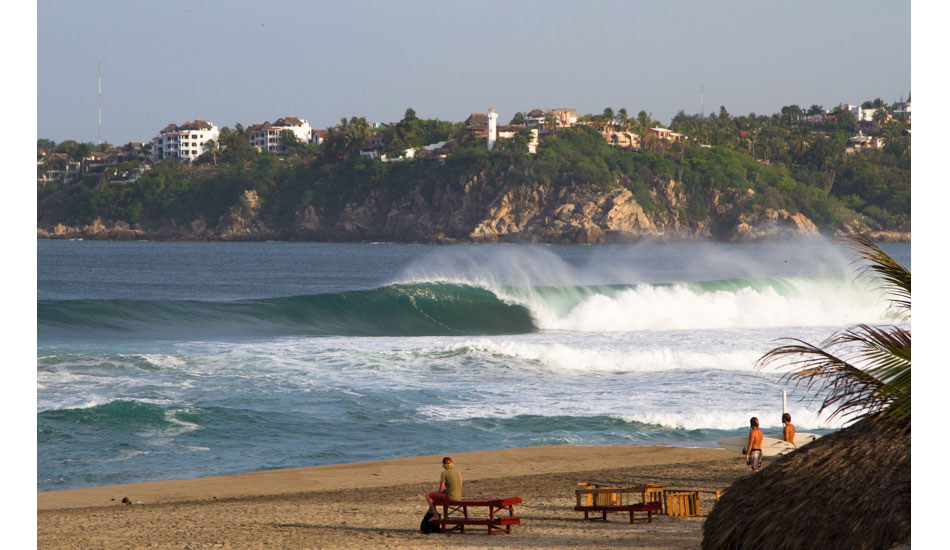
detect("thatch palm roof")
(702, 413), (909, 550)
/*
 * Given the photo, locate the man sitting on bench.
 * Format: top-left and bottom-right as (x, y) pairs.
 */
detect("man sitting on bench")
(425, 456), (462, 517)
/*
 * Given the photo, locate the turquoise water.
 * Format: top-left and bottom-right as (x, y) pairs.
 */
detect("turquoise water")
(37, 239), (910, 491)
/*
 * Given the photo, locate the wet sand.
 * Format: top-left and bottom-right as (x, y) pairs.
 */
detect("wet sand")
(38, 445), (753, 549)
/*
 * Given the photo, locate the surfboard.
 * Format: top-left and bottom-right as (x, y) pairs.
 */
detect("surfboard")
(766, 432), (821, 448)
(717, 436), (796, 457)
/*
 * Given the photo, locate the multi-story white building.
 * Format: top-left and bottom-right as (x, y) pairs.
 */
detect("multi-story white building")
(248, 116), (313, 154)
(845, 104), (880, 123)
(151, 120), (220, 162)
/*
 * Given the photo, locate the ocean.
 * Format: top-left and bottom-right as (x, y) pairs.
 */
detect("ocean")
(37, 239), (911, 492)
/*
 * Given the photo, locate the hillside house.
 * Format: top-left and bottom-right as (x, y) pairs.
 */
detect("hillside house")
(649, 127), (686, 143)
(249, 116), (313, 154)
(151, 119), (220, 162)
(312, 129), (328, 145)
(604, 130), (641, 149)
(848, 132), (885, 151)
(891, 101), (911, 122)
(520, 108), (577, 135)
(39, 153), (82, 184)
(464, 112), (490, 136)
(524, 108), (545, 128)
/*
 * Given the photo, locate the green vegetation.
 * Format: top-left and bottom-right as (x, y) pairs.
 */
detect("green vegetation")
(666, 102), (910, 229)
(38, 100), (910, 237)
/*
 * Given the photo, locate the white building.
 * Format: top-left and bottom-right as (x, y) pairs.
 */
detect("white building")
(249, 116), (313, 154)
(498, 126), (539, 154)
(151, 120), (220, 162)
(487, 108), (499, 150)
(846, 104), (878, 122)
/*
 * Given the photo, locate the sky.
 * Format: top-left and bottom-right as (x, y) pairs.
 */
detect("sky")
(36, 0), (912, 145)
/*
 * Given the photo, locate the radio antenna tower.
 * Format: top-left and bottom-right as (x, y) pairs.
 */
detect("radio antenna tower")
(701, 83), (704, 118)
(98, 58), (102, 145)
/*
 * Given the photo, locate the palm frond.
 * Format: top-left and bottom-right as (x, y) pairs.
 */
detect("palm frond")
(757, 234), (911, 423)
(757, 331), (898, 422)
(847, 234), (911, 313)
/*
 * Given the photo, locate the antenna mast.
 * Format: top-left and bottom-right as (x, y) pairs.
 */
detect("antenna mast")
(701, 83), (704, 118)
(98, 58), (102, 145)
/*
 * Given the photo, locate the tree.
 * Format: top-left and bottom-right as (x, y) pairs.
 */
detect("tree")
(203, 139), (218, 165)
(509, 112), (525, 125)
(757, 234), (910, 423)
(873, 107), (890, 127)
(279, 130), (304, 156)
(616, 107), (629, 131)
(543, 111), (558, 135)
(602, 107), (614, 130)
(321, 116), (372, 160)
(403, 107), (417, 122)
(636, 111), (652, 137)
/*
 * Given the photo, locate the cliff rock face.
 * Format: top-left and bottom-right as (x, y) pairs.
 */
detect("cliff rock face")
(311, 174), (827, 244)
(37, 172), (905, 243)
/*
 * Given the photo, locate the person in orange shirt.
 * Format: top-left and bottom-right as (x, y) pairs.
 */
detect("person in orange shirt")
(745, 417), (763, 472)
(782, 413), (796, 445)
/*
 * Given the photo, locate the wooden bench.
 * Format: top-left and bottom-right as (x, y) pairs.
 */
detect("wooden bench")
(429, 497), (522, 534)
(574, 486), (664, 524)
(663, 489), (721, 517)
(574, 501), (663, 524)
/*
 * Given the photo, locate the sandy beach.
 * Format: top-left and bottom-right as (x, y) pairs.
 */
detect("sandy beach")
(38, 445), (754, 549)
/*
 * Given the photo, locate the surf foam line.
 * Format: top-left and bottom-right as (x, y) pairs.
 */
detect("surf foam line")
(455, 339), (763, 373)
(462, 276), (893, 332)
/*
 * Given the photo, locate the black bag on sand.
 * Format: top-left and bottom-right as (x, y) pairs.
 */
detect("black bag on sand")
(420, 510), (441, 534)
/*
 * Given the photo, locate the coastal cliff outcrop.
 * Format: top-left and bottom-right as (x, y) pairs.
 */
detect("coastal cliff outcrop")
(37, 172), (906, 243)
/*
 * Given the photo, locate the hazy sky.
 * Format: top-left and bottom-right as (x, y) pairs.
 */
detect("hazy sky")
(38, 0), (910, 145)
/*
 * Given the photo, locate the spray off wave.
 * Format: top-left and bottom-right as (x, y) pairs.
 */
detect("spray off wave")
(506, 277), (892, 332)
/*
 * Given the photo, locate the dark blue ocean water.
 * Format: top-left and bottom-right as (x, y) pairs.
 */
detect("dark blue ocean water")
(37, 239), (910, 491)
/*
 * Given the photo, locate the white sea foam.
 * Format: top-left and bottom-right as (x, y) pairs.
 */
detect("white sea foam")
(417, 400), (846, 431)
(396, 241), (890, 332)
(458, 339), (762, 373)
(104, 449), (151, 462)
(44, 395), (115, 411)
(523, 279), (890, 332)
(616, 407), (846, 431)
(163, 409), (201, 434)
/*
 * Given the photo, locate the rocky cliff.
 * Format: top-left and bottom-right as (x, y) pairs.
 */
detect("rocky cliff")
(37, 172), (907, 243)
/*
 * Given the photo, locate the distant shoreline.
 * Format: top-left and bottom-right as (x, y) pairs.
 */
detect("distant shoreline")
(36, 229), (911, 244)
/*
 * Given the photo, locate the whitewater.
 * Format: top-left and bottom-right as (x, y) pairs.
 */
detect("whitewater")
(37, 239), (910, 491)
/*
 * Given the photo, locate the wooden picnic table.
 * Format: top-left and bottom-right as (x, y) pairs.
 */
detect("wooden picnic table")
(574, 485), (665, 524)
(429, 497), (522, 534)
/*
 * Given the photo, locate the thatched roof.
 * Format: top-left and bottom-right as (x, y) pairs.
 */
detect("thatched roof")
(702, 414), (910, 550)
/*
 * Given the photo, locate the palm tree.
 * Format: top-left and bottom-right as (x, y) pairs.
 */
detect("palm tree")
(616, 108), (628, 131)
(202, 139), (218, 165)
(756, 234), (910, 423)
(873, 106), (890, 128)
(790, 126), (810, 157)
(543, 112), (558, 135)
(601, 107), (614, 131)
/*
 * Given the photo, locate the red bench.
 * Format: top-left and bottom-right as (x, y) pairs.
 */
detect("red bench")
(429, 497), (522, 534)
(574, 501), (662, 524)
